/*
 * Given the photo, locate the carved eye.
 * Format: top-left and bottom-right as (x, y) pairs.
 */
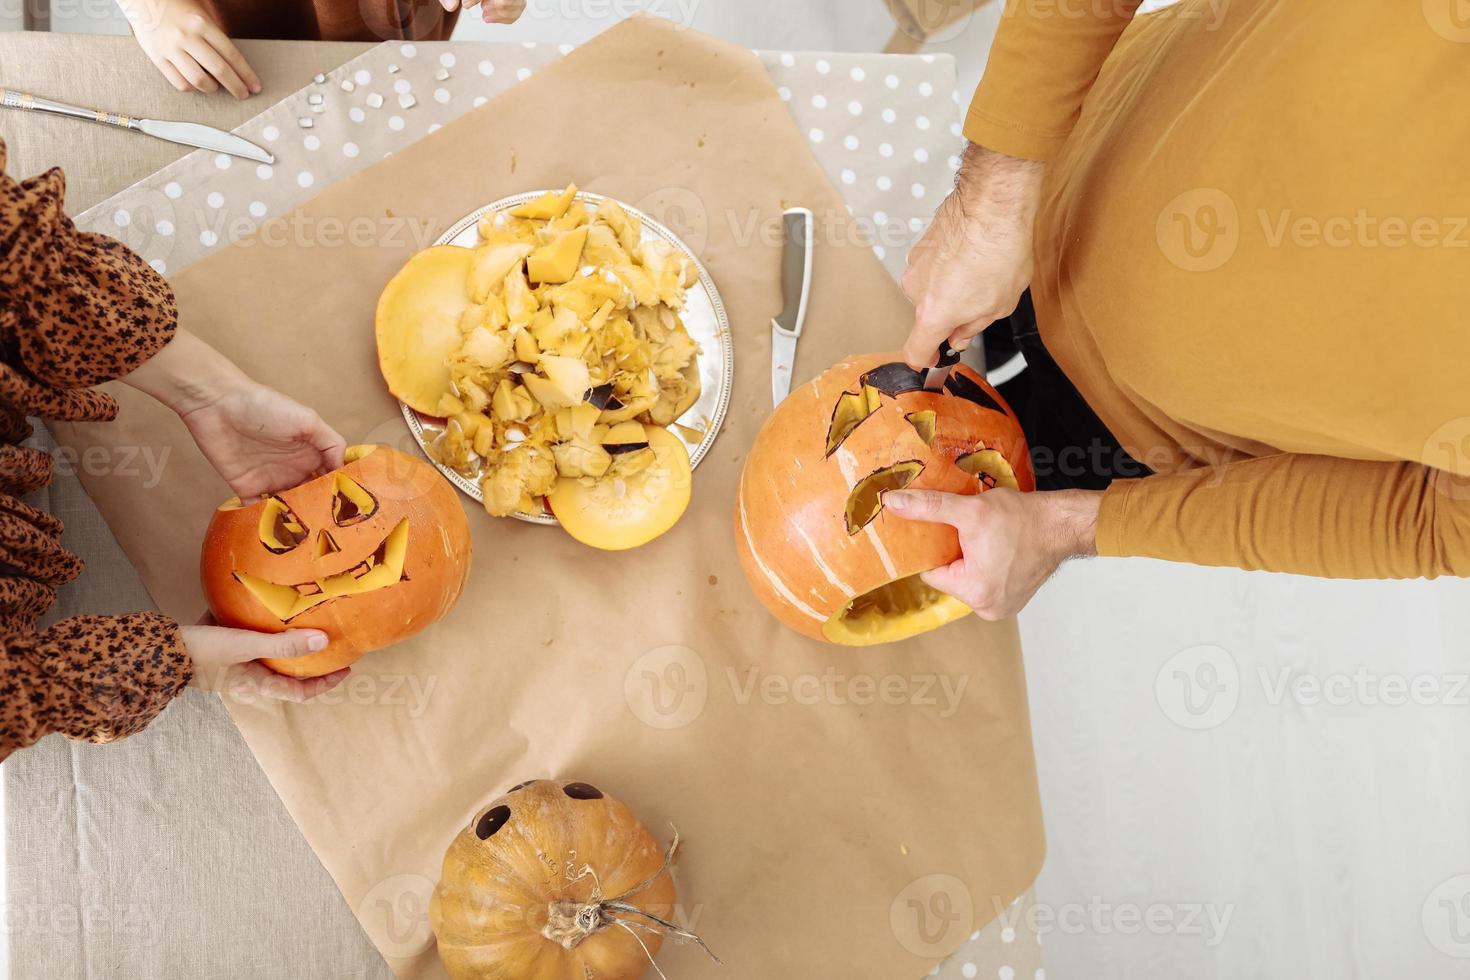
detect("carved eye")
(475, 804), (512, 840)
(258, 497), (308, 553)
(562, 782), (603, 800)
(332, 475), (379, 526)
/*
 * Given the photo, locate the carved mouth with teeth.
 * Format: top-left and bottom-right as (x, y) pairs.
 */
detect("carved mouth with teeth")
(225, 470), (412, 622)
(234, 516), (411, 622)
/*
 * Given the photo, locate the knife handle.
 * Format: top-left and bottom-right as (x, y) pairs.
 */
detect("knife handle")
(936, 341), (963, 369)
(1, 88), (137, 130)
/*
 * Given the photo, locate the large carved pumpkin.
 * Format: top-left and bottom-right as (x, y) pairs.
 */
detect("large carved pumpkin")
(430, 779), (683, 980)
(735, 353), (1033, 645)
(200, 444), (472, 678)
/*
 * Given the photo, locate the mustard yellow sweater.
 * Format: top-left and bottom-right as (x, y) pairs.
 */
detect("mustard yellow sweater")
(966, 0), (1470, 578)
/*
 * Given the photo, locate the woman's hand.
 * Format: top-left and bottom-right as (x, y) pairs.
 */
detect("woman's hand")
(123, 329), (346, 499)
(178, 380), (345, 500)
(902, 143), (1044, 369)
(440, 0), (528, 23)
(886, 488), (1100, 620)
(184, 617), (348, 702)
(119, 0), (261, 100)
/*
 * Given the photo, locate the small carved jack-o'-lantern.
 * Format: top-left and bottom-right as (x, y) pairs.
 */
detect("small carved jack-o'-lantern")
(430, 779), (710, 980)
(736, 353), (1034, 645)
(200, 445), (472, 678)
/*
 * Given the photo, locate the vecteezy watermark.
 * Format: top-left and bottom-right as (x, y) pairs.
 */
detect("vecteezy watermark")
(888, 0), (980, 44)
(891, 874), (975, 956)
(990, 894), (1235, 947)
(1423, 874), (1470, 958)
(217, 670), (439, 716)
(521, 0), (702, 28)
(1424, 417), (1470, 502)
(727, 667), (969, 718)
(1422, 0), (1470, 42)
(357, 873), (436, 958)
(1155, 644), (1241, 730)
(1158, 188), (1470, 271)
(3, 900), (165, 945)
(48, 444), (171, 489)
(1157, 644), (1470, 730)
(1155, 188), (1241, 272)
(624, 644), (709, 730)
(623, 646), (970, 729)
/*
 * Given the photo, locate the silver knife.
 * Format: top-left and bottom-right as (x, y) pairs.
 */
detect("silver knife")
(1, 88), (274, 165)
(771, 207), (813, 406)
(922, 341), (964, 391)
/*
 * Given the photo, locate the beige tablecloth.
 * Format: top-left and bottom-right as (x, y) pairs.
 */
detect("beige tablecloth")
(0, 31), (1041, 980)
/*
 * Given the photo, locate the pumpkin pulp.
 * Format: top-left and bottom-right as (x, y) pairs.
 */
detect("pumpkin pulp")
(821, 572), (972, 646)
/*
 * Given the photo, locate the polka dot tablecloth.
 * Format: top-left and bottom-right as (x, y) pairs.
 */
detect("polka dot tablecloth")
(72, 35), (1040, 979)
(77, 40), (965, 287)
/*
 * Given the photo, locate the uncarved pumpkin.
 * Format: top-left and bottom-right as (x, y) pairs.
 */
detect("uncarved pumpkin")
(735, 353), (1034, 646)
(430, 779), (682, 980)
(200, 445), (472, 678)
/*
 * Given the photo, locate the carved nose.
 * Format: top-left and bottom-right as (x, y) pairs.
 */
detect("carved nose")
(314, 529), (340, 559)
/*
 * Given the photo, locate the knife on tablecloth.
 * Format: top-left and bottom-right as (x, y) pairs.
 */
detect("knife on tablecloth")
(770, 207), (814, 405)
(1, 88), (274, 164)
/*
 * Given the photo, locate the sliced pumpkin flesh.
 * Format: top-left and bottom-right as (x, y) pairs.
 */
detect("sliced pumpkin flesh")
(235, 519), (410, 621)
(548, 426), (691, 551)
(905, 410), (937, 446)
(957, 449), (1020, 491)
(822, 573), (972, 646)
(824, 385), (884, 457)
(844, 461), (923, 534)
(375, 245), (475, 416)
(258, 497), (308, 553)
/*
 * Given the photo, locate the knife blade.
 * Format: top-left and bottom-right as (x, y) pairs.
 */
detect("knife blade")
(922, 341), (964, 392)
(136, 118), (274, 164)
(1, 88), (274, 165)
(771, 207), (814, 405)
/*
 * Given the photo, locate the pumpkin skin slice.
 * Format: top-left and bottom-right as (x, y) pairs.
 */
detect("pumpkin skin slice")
(375, 245), (474, 415)
(548, 425), (691, 550)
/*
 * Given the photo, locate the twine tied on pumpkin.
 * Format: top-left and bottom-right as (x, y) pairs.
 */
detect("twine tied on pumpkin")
(541, 826), (720, 979)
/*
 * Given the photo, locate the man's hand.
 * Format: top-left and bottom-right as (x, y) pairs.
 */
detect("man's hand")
(887, 488), (1100, 620)
(120, 0), (261, 100)
(902, 143), (1044, 369)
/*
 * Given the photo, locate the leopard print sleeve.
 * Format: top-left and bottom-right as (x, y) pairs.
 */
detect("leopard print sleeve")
(0, 139), (193, 760)
(0, 140), (178, 387)
(0, 614), (192, 762)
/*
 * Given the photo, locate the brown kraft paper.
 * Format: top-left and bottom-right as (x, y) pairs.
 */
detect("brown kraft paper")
(50, 16), (1044, 979)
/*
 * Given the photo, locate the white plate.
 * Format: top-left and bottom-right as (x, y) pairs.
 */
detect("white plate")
(398, 190), (735, 525)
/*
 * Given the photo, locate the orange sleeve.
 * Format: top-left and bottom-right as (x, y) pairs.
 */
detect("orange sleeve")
(1096, 455), (1470, 580)
(964, 0), (1144, 161)
(0, 613), (193, 763)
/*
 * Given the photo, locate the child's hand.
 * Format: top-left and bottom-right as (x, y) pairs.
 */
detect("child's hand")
(120, 0), (261, 100)
(440, 0), (528, 24)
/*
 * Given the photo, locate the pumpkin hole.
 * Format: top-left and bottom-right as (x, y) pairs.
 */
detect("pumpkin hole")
(258, 497), (308, 553)
(234, 518), (410, 621)
(313, 529), (341, 559)
(944, 372), (1005, 413)
(956, 448), (1020, 491)
(333, 474), (380, 525)
(562, 782), (603, 800)
(844, 461), (924, 534)
(508, 780), (538, 793)
(905, 410), (937, 446)
(860, 361), (927, 396)
(822, 573), (972, 645)
(824, 384), (883, 457)
(475, 804), (512, 840)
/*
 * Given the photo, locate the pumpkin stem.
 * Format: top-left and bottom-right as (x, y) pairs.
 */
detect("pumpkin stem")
(538, 827), (721, 968)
